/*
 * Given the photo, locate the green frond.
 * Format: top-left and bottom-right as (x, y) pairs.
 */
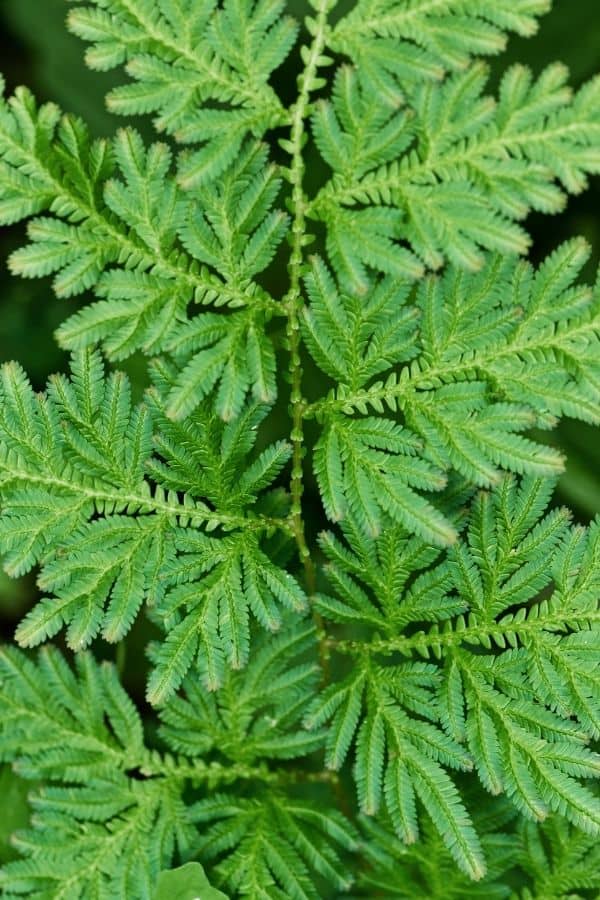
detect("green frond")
(145, 376), (283, 505)
(358, 798), (518, 898)
(66, 0), (295, 179)
(315, 476), (600, 862)
(0, 351), (304, 696)
(190, 793), (357, 899)
(146, 538), (308, 702)
(306, 664), (483, 879)
(313, 416), (456, 546)
(312, 61), (600, 273)
(302, 255), (419, 388)
(1, 0), (599, 894)
(331, 1), (550, 86)
(0, 93), (283, 416)
(307, 245), (600, 546)
(164, 307), (277, 420)
(0, 775), (193, 899)
(0, 646), (144, 778)
(159, 620), (323, 762)
(358, 805), (600, 899)
(516, 816), (600, 899)
(0, 645), (348, 898)
(0, 648), (190, 898)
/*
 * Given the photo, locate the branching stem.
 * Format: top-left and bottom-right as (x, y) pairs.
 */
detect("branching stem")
(0, 458), (288, 535)
(141, 754), (340, 789)
(282, 0), (331, 669)
(327, 608), (600, 657)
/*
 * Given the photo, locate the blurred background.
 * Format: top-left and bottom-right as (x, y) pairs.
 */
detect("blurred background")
(0, 0), (598, 664)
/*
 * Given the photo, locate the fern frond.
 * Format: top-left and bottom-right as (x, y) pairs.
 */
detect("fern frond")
(0, 774), (193, 899)
(190, 793), (357, 899)
(358, 797), (518, 898)
(145, 528), (308, 704)
(313, 415), (455, 545)
(0, 350), (304, 695)
(0, 93), (284, 417)
(1, 0), (599, 893)
(307, 244), (600, 544)
(158, 619), (324, 761)
(312, 63), (600, 275)
(0, 645), (144, 778)
(310, 476), (600, 873)
(516, 816), (600, 899)
(331, 0), (550, 89)
(0, 654), (190, 896)
(66, 0), (296, 184)
(357, 805), (600, 898)
(0, 640), (352, 898)
(306, 663), (484, 879)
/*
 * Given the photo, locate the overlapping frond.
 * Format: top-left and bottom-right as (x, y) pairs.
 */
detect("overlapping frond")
(66, 0), (296, 183)
(0, 350), (305, 700)
(145, 526), (309, 704)
(0, 646), (194, 899)
(330, 0), (551, 92)
(157, 618), (356, 899)
(158, 619), (324, 762)
(0, 637), (351, 900)
(516, 817), (600, 899)
(357, 802), (600, 899)
(0, 645), (144, 776)
(306, 242), (600, 545)
(0, 91), (285, 418)
(311, 63), (600, 278)
(307, 476), (600, 876)
(358, 798), (518, 898)
(190, 794), (357, 899)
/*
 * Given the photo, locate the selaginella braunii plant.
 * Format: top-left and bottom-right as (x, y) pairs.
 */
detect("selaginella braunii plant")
(0, 1), (599, 897)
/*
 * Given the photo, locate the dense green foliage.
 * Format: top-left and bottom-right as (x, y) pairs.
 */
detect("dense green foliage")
(0, 0), (599, 897)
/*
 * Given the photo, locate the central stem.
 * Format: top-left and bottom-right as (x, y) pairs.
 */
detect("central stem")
(283, 0), (331, 649)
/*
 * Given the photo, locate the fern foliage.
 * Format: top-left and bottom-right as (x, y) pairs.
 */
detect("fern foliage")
(66, 0), (296, 186)
(311, 62), (600, 276)
(307, 241), (600, 545)
(0, 625), (356, 899)
(0, 646), (194, 897)
(306, 476), (600, 878)
(0, 0), (599, 896)
(358, 799), (600, 898)
(0, 349), (306, 703)
(329, 0), (552, 82)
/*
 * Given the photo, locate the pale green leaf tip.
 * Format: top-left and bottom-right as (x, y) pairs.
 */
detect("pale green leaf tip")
(153, 862), (229, 900)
